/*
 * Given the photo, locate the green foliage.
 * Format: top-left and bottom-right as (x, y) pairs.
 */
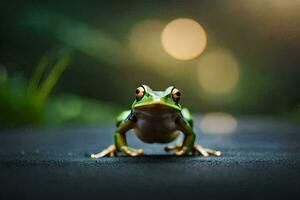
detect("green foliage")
(0, 53), (71, 128)
(0, 76), (43, 127)
(0, 53), (124, 128)
(45, 94), (121, 126)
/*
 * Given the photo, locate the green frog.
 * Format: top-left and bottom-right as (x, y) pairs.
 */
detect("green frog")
(91, 85), (221, 158)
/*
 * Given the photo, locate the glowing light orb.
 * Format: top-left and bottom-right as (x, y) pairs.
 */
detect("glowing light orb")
(129, 20), (166, 66)
(197, 49), (239, 95)
(161, 18), (207, 60)
(200, 112), (237, 134)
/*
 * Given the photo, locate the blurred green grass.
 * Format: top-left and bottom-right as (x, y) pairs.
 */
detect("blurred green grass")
(0, 53), (122, 128)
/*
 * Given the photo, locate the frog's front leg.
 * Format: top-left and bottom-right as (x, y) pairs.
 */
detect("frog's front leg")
(166, 115), (221, 157)
(114, 114), (144, 157)
(91, 112), (144, 158)
(172, 116), (196, 156)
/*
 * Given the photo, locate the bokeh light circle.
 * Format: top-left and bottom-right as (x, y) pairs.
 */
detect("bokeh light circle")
(129, 20), (167, 66)
(161, 18), (207, 60)
(197, 49), (239, 95)
(200, 112), (237, 134)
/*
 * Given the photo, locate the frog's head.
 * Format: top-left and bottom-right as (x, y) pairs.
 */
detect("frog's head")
(132, 85), (182, 111)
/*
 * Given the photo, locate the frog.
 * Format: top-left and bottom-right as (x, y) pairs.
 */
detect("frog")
(91, 85), (221, 158)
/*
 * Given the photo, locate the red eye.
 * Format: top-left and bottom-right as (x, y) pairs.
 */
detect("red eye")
(135, 86), (145, 101)
(172, 88), (181, 102)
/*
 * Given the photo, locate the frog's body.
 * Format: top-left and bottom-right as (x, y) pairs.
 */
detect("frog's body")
(126, 106), (180, 143)
(91, 85), (221, 158)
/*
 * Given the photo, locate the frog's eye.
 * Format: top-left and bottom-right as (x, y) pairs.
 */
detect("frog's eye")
(135, 86), (145, 101)
(172, 88), (181, 102)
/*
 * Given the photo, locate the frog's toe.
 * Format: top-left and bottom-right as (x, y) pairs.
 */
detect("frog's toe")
(165, 144), (190, 156)
(165, 144), (194, 156)
(121, 146), (144, 157)
(193, 144), (221, 157)
(174, 146), (190, 156)
(174, 150), (186, 156)
(91, 144), (116, 159)
(164, 144), (181, 152)
(203, 148), (221, 156)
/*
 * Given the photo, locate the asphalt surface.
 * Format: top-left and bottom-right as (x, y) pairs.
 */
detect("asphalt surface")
(0, 117), (299, 200)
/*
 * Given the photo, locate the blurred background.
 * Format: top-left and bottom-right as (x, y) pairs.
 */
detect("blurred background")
(0, 0), (299, 129)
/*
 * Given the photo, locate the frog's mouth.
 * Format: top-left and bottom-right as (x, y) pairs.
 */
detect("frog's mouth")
(133, 102), (181, 113)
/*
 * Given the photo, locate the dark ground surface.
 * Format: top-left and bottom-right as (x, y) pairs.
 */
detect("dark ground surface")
(0, 117), (300, 200)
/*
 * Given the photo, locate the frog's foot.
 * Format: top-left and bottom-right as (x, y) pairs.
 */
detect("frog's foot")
(91, 144), (117, 159)
(120, 146), (144, 157)
(193, 144), (221, 157)
(164, 144), (181, 152)
(164, 144), (221, 157)
(164, 144), (190, 156)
